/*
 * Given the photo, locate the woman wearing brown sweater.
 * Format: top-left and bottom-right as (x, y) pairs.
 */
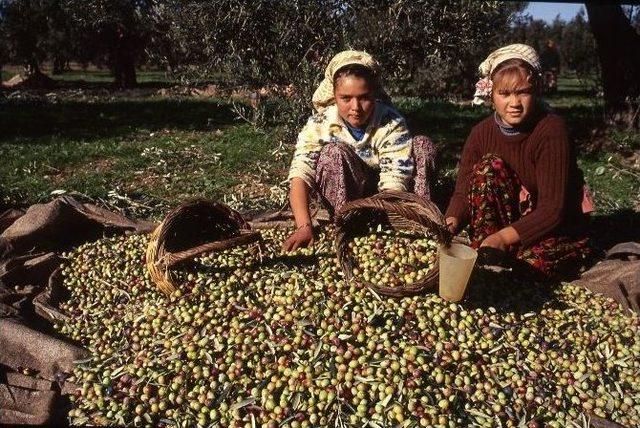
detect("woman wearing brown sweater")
(445, 44), (593, 276)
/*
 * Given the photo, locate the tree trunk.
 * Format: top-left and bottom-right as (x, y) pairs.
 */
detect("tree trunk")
(585, 4), (640, 129)
(52, 57), (64, 75)
(25, 58), (42, 77)
(113, 48), (137, 88)
(111, 26), (137, 89)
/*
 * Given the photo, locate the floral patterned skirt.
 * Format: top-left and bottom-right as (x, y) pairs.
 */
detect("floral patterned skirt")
(468, 154), (591, 276)
(314, 136), (437, 214)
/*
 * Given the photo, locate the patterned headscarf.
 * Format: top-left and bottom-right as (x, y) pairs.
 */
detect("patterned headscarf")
(312, 50), (391, 112)
(473, 44), (541, 106)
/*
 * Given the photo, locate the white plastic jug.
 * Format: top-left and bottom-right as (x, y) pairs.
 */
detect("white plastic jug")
(438, 243), (478, 302)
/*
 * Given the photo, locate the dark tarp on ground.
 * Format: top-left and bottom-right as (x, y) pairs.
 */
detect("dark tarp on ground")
(0, 196), (155, 426)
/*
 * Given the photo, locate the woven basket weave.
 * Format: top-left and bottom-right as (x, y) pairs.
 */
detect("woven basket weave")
(146, 199), (261, 295)
(335, 190), (451, 297)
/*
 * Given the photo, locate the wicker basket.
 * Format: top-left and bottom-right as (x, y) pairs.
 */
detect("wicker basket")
(146, 199), (261, 295)
(335, 190), (452, 297)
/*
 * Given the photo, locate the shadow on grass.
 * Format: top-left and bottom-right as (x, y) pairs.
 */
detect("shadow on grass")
(400, 100), (486, 161)
(54, 79), (174, 90)
(0, 97), (237, 142)
(554, 104), (605, 144)
(590, 209), (640, 252)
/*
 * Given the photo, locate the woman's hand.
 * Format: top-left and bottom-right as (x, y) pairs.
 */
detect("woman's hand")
(284, 178), (314, 252)
(445, 217), (459, 234)
(479, 232), (509, 251)
(480, 226), (520, 252)
(282, 224), (314, 252)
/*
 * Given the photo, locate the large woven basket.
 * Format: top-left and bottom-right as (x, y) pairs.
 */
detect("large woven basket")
(146, 199), (261, 295)
(335, 190), (452, 297)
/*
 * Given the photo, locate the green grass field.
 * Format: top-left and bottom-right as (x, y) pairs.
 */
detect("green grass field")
(1, 70), (638, 247)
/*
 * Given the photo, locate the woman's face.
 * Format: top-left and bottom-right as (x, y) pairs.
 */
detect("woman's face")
(492, 73), (535, 127)
(334, 75), (375, 128)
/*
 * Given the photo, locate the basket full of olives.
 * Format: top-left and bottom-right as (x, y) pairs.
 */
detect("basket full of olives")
(335, 190), (452, 297)
(146, 198), (261, 295)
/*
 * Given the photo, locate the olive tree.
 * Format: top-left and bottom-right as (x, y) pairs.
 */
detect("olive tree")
(345, 0), (526, 97)
(61, 0), (153, 87)
(0, 0), (57, 76)
(150, 0), (523, 138)
(586, 3), (640, 129)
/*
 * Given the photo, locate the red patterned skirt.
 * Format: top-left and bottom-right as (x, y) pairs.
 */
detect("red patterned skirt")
(468, 154), (591, 276)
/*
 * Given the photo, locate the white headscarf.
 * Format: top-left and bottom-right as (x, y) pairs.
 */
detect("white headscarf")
(473, 44), (541, 106)
(311, 50), (391, 112)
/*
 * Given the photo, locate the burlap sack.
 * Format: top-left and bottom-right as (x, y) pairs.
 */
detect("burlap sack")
(0, 319), (88, 380)
(0, 208), (25, 234)
(0, 196), (157, 426)
(590, 415), (627, 428)
(32, 267), (71, 324)
(0, 384), (57, 425)
(570, 242), (640, 314)
(0, 196), (156, 259)
(0, 252), (60, 287)
(0, 369), (73, 426)
(0, 320), (86, 426)
(4, 372), (54, 391)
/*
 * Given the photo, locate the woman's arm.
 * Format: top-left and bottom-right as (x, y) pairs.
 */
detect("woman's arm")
(376, 111), (414, 192)
(282, 114), (326, 252)
(508, 117), (570, 247)
(445, 127), (483, 232)
(281, 178), (315, 251)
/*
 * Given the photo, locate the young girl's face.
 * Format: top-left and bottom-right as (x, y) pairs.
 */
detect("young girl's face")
(492, 71), (535, 127)
(334, 75), (375, 128)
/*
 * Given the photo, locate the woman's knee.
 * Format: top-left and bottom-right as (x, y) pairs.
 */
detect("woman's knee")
(316, 143), (350, 174)
(318, 142), (352, 160)
(472, 154), (507, 176)
(412, 135), (437, 160)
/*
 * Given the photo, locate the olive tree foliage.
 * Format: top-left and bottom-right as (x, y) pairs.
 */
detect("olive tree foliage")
(559, 10), (599, 79)
(504, 9), (599, 79)
(156, 0), (523, 95)
(149, 0), (523, 136)
(61, 0), (153, 87)
(145, 0), (347, 137)
(0, 0), (151, 85)
(148, 0), (345, 85)
(0, 0), (64, 75)
(344, 0), (526, 97)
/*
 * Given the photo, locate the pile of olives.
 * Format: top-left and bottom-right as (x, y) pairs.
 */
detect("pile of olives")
(55, 227), (640, 427)
(349, 228), (438, 287)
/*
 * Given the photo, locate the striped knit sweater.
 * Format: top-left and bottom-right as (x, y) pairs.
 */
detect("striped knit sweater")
(287, 102), (414, 192)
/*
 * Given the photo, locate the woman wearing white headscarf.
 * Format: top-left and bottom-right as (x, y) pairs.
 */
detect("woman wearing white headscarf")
(283, 50), (437, 251)
(446, 44), (593, 276)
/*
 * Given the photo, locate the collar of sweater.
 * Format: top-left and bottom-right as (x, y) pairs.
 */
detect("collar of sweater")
(493, 107), (548, 138)
(494, 112), (521, 136)
(326, 102), (385, 146)
(344, 121), (367, 141)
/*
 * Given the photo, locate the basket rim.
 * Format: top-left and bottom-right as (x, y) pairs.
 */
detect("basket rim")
(145, 198), (260, 295)
(334, 191), (450, 297)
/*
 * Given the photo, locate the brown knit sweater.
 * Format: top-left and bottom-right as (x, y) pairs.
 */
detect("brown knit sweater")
(445, 111), (587, 247)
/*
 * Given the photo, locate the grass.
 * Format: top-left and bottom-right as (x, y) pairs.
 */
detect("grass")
(1, 69), (638, 239)
(1, 67), (171, 84)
